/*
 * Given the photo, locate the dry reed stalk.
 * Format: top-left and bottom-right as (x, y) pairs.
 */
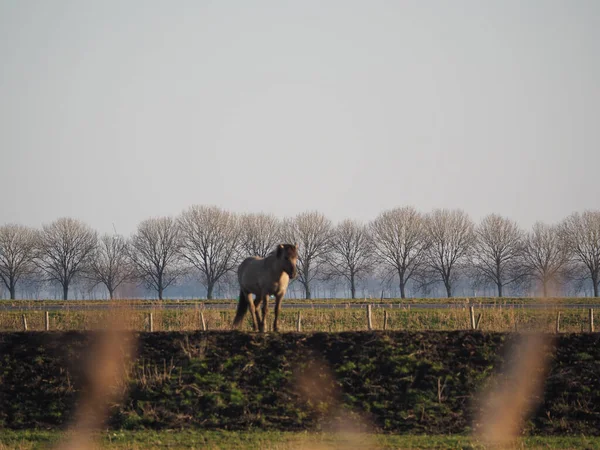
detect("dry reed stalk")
(473, 292), (558, 448)
(293, 357), (377, 450)
(54, 304), (138, 450)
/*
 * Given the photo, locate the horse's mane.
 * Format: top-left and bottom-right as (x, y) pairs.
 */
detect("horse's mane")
(266, 244), (297, 258)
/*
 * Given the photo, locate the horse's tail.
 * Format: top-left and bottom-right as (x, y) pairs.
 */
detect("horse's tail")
(232, 290), (248, 329)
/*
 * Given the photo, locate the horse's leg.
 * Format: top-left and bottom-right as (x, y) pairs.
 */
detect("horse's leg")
(273, 293), (284, 332)
(260, 294), (269, 333)
(247, 293), (259, 332)
(254, 296), (263, 326)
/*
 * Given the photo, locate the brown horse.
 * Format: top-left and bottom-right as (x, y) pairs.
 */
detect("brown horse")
(233, 243), (298, 332)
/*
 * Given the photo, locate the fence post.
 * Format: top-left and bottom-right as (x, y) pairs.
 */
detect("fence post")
(469, 306), (476, 330)
(475, 313), (482, 330)
(22, 314), (28, 331)
(200, 312), (207, 331)
(45, 311), (50, 331)
(367, 304), (373, 331)
(383, 310), (388, 331)
(555, 312), (561, 334)
(296, 311), (302, 332)
(590, 308), (594, 333)
(148, 313), (154, 332)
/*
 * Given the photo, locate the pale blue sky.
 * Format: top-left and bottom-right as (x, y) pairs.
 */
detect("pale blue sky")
(1, 0), (599, 234)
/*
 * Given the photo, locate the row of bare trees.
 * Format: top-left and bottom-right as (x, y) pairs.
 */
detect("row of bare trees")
(1, 206), (599, 300)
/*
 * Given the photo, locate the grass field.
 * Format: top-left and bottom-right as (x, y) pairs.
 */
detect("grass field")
(2, 430), (600, 450)
(0, 304), (595, 333)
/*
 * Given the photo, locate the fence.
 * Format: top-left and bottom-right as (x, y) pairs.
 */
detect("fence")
(1, 305), (597, 333)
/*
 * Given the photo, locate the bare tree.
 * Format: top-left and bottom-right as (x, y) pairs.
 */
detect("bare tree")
(327, 219), (373, 299)
(281, 211), (332, 299)
(0, 224), (37, 299)
(35, 218), (97, 300)
(471, 214), (525, 297)
(88, 234), (133, 299)
(522, 222), (568, 297)
(129, 217), (183, 300)
(239, 212), (281, 258)
(178, 205), (241, 300)
(425, 209), (475, 298)
(369, 207), (428, 299)
(560, 210), (600, 297)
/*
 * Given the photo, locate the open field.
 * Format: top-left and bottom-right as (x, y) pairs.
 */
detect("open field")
(3, 430), (600, 450)
(0, 305), (596, 333)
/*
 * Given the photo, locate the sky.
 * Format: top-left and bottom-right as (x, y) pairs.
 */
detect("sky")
(1, 0), (599, 235)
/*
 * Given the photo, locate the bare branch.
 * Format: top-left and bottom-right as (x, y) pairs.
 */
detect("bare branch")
(239, 212), (282, 258)
(281, 211), (332, 299)
(425, 209), (475, 298)
(128, 216), (183, 300)
(522, 222), (569, 297)
(471, 214), (526, 297)
(178, 205), (241, 300)
(369, 206), (428, 299)
(87, 234), (133, 299)
(34, 218), (97, 300)
(326, 219), (373, 299)
(560, 210), (600, 297)
(0, 224), (37, 299)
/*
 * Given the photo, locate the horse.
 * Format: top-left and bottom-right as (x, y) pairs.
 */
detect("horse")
(233, 243), (298, 332)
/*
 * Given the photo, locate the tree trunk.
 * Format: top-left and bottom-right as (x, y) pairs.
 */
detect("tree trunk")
(108, 287), (115, 300)
(63, 284), (69, 301)
(350, 273), (356, 299)
(9, 279), (16, 300)
(305, 283), (311, 300)
(207, 282), (214, 300)
(593, 273), (599, 298)
(398, 269), (407, 299)
(496, 262), (503, 298)
(157, 272), (164, 300)
(445, 282), (452, 298)
(542, 279), (548, 298)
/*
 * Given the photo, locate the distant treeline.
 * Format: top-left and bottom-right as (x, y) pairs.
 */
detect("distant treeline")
(1, 206), (599, 300)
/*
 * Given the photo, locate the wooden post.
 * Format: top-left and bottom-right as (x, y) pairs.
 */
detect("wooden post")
(200, 312), (207, 331)
(475, 313), (482, 330)
(22, 314), (28, 331)
(590, 308), (594, 333)
(383, 310), (388, 331)
(555, 311), (561, 334)
(469, 306), (476, 330)
(296, 311), (302, 332)
(45, 311), (50, 331)
(367, 304), (373, 331)
(148, 313), (154, 332)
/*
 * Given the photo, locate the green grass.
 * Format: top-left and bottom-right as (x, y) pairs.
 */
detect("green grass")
(2, 430), (600, 449)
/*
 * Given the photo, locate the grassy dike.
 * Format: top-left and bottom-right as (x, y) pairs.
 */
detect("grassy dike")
(1, 331), (600, 437)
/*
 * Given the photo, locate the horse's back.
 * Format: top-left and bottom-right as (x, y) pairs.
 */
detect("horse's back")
(238, 256), (262, 281)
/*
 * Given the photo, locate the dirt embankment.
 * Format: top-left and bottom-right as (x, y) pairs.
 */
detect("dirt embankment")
(1, 331), (599, 435)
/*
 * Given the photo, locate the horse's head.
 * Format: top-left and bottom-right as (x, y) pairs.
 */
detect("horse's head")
(276, 243), (298, 279)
